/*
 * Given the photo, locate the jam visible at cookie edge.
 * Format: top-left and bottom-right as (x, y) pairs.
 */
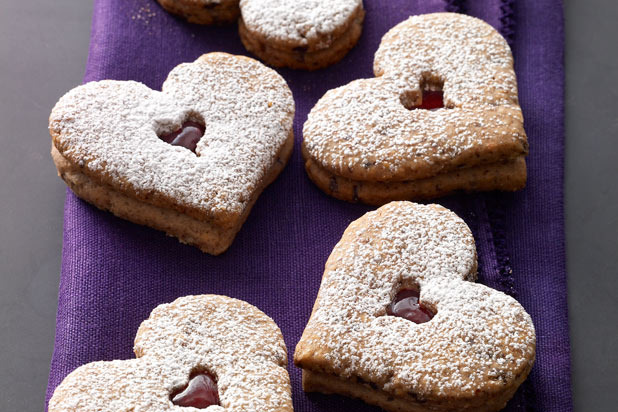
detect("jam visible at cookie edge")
(171, 372), (220, 408)
(387, 289), (434, 324)
(159, 121), (205, 153)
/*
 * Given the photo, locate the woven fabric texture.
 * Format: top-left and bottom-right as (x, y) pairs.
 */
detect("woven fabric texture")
(46, 0), (570, 411)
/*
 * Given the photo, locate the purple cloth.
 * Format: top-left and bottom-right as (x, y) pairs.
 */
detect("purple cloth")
(46, 0), (571, 411)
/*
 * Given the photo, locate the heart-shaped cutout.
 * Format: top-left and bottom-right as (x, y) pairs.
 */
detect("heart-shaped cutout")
(50, 53), (295, 254)
(159, 120), (206, 153)
(386, 288), (434, 323)
(294, 201), (536, 412)
(171, 371), (220, 408)
(302, 13), (529, 204)
(49, 295), (292, 412)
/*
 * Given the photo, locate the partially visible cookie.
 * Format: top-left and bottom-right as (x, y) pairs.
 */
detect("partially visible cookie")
(49, 295), (292, 412)
(50, 53), (295, 255)
(156, 0), (240, 25)
(302, 13), (528, 203)
(239, 0), (365, 70)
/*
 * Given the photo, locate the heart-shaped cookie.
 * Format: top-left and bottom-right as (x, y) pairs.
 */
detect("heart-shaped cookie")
(50, 53), (294, 254)
(302, 13), (528, 204)
(49, 295), (292, 412)
(294, 202), (536, 412)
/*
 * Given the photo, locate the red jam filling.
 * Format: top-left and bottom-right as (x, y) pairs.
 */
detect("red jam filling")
(159, 121), (205, 153)
(413, 90), (444, 110)
(387, 289), (434, 324)
(171, 372), (220, 408)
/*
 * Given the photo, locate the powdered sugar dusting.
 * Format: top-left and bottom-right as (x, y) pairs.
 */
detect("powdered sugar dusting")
(49, 295), (292, 412)
(49, 53), (294, 225)
(240, 0), (362, 48)
(295, 202), (535, 398)
(303, 13), (527, 181)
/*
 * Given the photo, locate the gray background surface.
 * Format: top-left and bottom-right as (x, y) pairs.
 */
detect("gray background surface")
(0, 0), (616, 410)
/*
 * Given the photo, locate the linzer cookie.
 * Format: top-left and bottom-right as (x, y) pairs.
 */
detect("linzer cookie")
(49, 295), (292, 412)
(49, 53), (294, 255)
(294, 202), (536, 412)
(302, 13), (528, 204)
(155, 0), (240, 25)
(239, 0), (365, 70)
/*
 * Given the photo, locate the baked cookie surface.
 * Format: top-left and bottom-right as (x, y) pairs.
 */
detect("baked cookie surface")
(239, 0), (365, 70)
(303, 13), (528, 203)
(155, 0), (241, 25)
(294, 201), (536, 412)
(50, 52), (294, 254)
(49, 295), (292, 412)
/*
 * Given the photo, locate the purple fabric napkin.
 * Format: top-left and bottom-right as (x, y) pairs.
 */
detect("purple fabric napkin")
(46, 0), (571, 411)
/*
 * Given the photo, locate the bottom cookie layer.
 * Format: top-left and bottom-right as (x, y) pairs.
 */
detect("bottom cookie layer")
(302, 369), (525, 412)
(304, 156), (527, 205)
(51, 131), (293, 255)
(238, 7), (364, 70)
